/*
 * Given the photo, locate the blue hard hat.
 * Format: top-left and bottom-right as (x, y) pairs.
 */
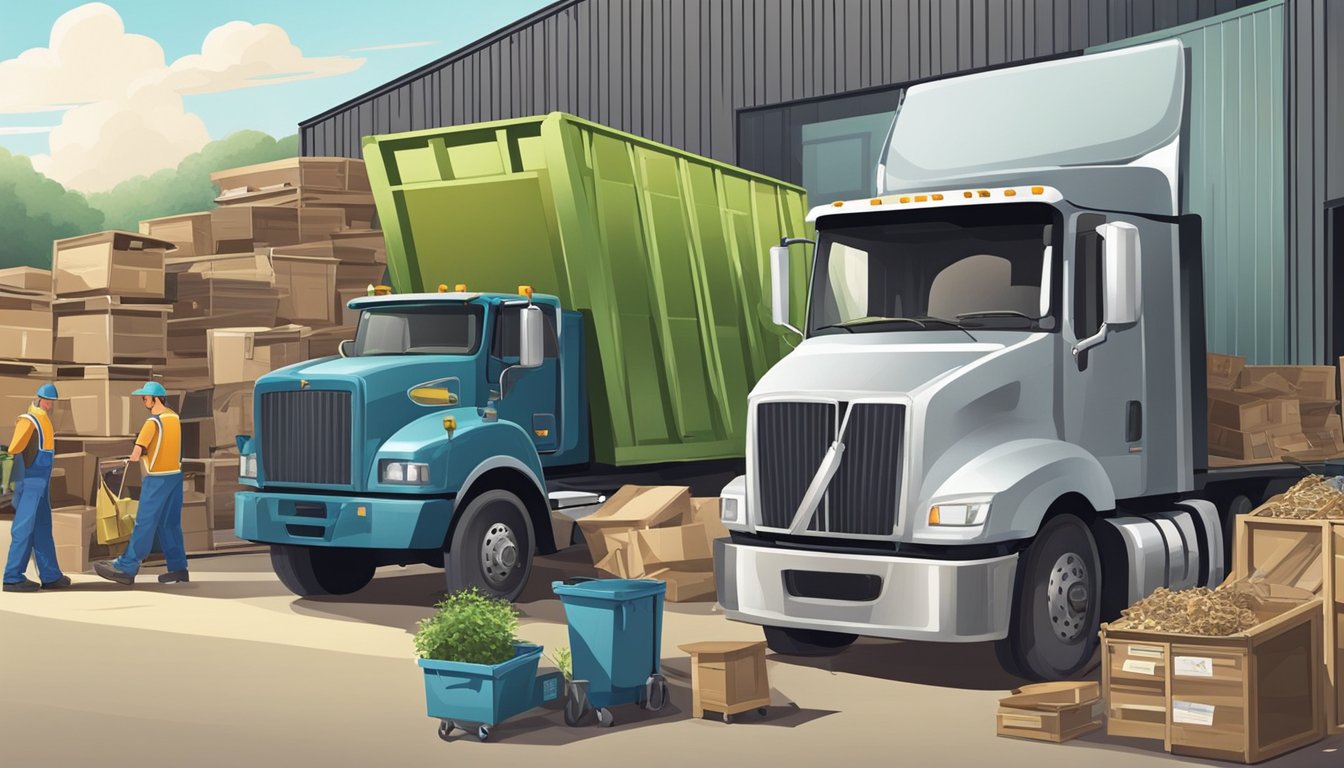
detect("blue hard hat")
(131, 381), (168, 398)
(35, 383), (60, 400)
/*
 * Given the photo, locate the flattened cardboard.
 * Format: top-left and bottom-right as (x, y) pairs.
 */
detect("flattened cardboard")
(52, 230), (172, 298)
(0, 267), (52, 293)
(1236, 371), (1297, 397)
(576, 485), (692, 563)
(210, 157), (369, 194)
(1244, 365), (1337, 401)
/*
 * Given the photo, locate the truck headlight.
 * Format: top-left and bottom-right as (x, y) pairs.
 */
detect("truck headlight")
(239, 453), (258, 480)
(381, 460), (430, 485)
(720, 496), (741, 524)
(928, 501), (990, 526)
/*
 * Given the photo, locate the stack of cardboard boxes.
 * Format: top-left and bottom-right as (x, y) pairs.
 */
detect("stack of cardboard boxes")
(1206, 353), (1344, 465)
(575, 485), (728, 602)
(0, 156), (391, 570)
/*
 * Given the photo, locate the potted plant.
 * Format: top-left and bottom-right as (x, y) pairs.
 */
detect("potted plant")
(414, 589), (547, 741)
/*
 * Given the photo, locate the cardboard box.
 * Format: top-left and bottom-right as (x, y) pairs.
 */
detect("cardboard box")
(647, 566), (717, 602)
(211, 383), (254, 451)
(1208, 424), (1273, 461)
(52, 371), (145, 437)
(51, 506), (95, 547)
(1207, 391), (1270, 431)
(207, 325), (310, 387)
(210, 206), (300, 253)
(51, 452), (95, 506)
(52, 436), (136, 462)
(0, 362), (54, 421)
(183, 530), (213, 553)
(1243, 365), (1337, 401)
(0, 266), (51, 293)
(181, 419), (215, 459)
(184, 457), (242, 530)
(297, 208), (348, 243)
(679, 640), (770, 720)
(0, 289), (53, 362)
(329, 229), (387, 264)
(166, 251), (276, 283)
(52, 230), (172, 298)
(550, 510), (577, 550)
(1264, 398), (1302, 429)
(335, 262), (387, 291)
(622, 524), (713, 577)
(687, 497), (731, 546)
(139, 212), (213, 257)
(336, 287), (365, 326)
(210, 157), (370, 195)
(576, 485), (693, 564)
(304, 326), (355, 359)
(1208, 353), (1246, 390)
(53, 297), (169, 364)
(269, 252), (339, 326)
(1236, 371), (1298, 397)
(997, 682), (1104, 743)
(182, 491), (210, 534)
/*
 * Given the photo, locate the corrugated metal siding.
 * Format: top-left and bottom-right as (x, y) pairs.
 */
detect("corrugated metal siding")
(301, 0), (1261, 163)
(1090, 1), (1286, 364)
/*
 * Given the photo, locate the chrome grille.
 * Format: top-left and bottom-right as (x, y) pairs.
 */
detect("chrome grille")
(754, 400), (904, 536)
(261, 390), (352, 485)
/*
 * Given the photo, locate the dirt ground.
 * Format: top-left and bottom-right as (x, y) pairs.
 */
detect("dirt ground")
(0, 544), (1340, 768)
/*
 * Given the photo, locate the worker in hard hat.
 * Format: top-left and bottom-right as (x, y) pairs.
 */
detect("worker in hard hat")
(92, 382), (187, 586)
(3, 383), (71, 592)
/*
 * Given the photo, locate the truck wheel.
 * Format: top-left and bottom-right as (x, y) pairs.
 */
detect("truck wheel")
(763, 626), (857, 657)
(270, 544), (376, 597)
(997, 515), (1101, 681)
(444, 489), (533, 602)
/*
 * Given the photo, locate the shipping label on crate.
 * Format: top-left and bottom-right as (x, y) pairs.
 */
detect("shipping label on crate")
(1173, 656), (1214, 677)
(1122, 659), (1157, 676)
(1172, 700), (1216, 726)
(1127, 644), (1164, 659)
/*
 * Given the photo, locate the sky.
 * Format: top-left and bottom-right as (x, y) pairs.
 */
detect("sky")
(0, 0), (555, 191)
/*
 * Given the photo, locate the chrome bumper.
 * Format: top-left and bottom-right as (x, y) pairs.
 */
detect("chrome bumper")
(715, 540), (1018, 642)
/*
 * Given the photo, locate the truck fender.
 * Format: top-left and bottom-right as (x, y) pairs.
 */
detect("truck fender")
(925, 438), (1115, 541)
(442, 421), (552, 553)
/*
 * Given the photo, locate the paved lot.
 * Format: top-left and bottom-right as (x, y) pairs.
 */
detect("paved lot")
(1, 548), (1340, 768)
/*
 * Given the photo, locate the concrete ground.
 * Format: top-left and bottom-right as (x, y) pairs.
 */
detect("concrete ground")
(1, 547), (1340, 768)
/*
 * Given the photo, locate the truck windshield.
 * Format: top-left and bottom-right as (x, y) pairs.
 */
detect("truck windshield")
(352, 304), (485, 356)
(808, 203), (1060, 336)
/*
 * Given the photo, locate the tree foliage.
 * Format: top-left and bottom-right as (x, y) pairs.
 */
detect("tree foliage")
(87, 130), (299, 232)
(0, 149), (105, 269)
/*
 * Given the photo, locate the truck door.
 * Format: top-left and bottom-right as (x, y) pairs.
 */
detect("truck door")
(1062, 213), (1146, 499)
(489, 305), (562, 453)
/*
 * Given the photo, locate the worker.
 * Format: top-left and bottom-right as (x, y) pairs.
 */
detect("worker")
(92, 382), (188, 586)
(2, 383), (71, 592)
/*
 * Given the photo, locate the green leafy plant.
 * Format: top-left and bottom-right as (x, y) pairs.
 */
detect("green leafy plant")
(414, 588), (519, 665)
(547, 646), (573, 681)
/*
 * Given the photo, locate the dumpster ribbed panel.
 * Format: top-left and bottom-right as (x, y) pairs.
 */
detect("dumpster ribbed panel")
(755, 401), (834, 530)
(363, 112), (811, 466)
(261, 390), (352, 486)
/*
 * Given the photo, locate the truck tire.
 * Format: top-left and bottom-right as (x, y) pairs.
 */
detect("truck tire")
(763, 626), (857, 657)
(270, 544), (376, 597)
(444, 489), (534, 602)
(996, 515), (1101, 681)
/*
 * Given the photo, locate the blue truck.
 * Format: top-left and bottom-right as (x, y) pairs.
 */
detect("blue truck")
(234, 114), (809, 599)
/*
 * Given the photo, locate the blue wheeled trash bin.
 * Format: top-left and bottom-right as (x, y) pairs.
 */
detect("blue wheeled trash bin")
(552, 578), (669, 727)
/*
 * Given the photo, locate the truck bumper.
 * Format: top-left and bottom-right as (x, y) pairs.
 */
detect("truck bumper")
(235, 491), (454, 550)
(714, 540), (1018, 642)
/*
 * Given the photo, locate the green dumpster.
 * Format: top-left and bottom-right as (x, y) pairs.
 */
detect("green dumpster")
(363, 113), (811, 466)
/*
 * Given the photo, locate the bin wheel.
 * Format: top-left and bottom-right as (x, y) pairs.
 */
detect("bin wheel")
(758, 707), (768, 716)
(563, 697), (587, 727)
(596, 708), (615, 727)
(477, 725), (490, 742)
(723, 713), (733, 724)
(437, 721), (453, 741)
(642, 674), (668, 711)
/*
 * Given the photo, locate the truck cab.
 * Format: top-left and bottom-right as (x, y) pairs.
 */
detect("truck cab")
(235, 288), (589, 600)
(715, 40), (1247, 680)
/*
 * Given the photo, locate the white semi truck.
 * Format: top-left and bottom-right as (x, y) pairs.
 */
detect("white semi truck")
(714, 40), (1313, 681)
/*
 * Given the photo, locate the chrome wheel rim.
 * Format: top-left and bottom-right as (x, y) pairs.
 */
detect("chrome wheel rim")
(480, 522), (519, 587)
(1047, 551), (1090, 642)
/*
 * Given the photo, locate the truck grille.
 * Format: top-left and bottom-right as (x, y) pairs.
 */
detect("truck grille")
(261, 390), (353, 485)
(754, 401), (904, 536)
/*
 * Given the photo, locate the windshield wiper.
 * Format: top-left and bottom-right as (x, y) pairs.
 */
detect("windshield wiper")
(955, 310), (1038, 322)
(815, 316), (978, 343)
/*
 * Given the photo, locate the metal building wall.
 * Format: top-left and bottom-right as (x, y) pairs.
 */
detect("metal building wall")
(301, 0), (1261, 165)
(1092, 1), (1286, 364)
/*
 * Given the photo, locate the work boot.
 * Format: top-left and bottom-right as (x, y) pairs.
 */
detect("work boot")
(3, 579), (40, 593)
(158, 570), (189, 584)
(92, 561), (135, 586)
(40, 575), (72, 590)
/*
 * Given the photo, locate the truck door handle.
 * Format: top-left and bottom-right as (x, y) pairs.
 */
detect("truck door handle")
(1126, 401), (1142, 442)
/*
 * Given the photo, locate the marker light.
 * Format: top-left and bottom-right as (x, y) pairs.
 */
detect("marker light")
(870, 198), (883, 206)
(455, 283), (467, 292)
(1031, 186), (1044, 195)
(899, 196), (911, 203)
(831, 201), (844, 207)
(932, 193), (944, 201)
(977, 190), (990, 198)
(438, 284), (448, 292)
(443, 416), (456, 432)
(914, 195), (927, 202)
(963, 191), (973, 198)
(1004, 189), (1017, 197)
(518, 285), (534, 299)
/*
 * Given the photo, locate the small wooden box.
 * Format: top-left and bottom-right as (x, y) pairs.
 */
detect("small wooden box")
(680, 640), (770, 723)
(996, 681), (1103, 743)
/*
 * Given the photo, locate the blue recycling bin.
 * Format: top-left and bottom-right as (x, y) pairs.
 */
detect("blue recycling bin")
(552, 578), (668, 726)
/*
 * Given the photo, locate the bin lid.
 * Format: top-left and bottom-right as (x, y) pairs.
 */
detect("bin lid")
(552, 578), (666, 601)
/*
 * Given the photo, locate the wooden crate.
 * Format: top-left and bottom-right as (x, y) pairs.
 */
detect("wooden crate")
(1100, 586), (1325, 764)
(679, 641), (770, 722)
(1235, 514), (1344, 733)
(1103, 639), (1169, 742)
(996, 682), (1103, 743)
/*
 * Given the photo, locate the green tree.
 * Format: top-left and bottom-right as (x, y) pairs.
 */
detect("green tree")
(0, 149), (105, 270)
(88, 130), (299, 232)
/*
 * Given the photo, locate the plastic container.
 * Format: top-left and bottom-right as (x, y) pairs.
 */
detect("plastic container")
(1, 453), (12, 493)
(417, 643), (562, 741)
(552, 578), (668, 726)
(363, 112), (812, 466)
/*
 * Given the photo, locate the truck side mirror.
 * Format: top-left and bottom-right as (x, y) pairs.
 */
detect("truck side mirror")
(338, 339), (354, 358)
(1101, 222), (1141, 325)
(518, 305), (544, 369)
(770, 246), (791, 327)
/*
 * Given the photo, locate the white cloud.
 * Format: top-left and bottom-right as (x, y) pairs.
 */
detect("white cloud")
(0, 4), (365, 191)
(0, 126), (54, 136)
(31, 84), (209, 193)
(350, 41), (438, 52)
